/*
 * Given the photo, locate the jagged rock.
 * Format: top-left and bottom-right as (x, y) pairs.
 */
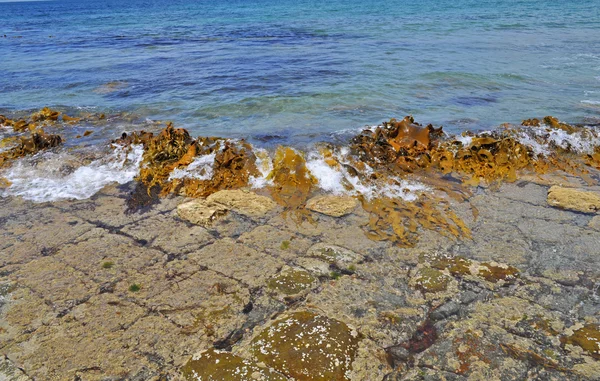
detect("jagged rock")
(306, 195), (358, 217)
(176, 199), (228, 226)
(206, 189), (277, 218)
(250, 311), (361, 380)
(547, 186), (600, 213)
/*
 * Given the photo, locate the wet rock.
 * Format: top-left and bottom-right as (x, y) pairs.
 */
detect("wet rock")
(181, 348), (287, 381)
(306, 195), (359, 217)
(429, 301), (460, 321)
(267, 146), (316, 211)
(177, 199), (228, 226)
(266, 266), (317, 296)
(547, 186), (600, 213)
(250, 311), (361, 380)
(206, 189), (277, 218)
(0, 177), (11, 188)
(0, 130), (62, 167)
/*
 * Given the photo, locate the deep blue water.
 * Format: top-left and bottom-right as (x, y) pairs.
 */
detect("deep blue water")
(1, 0), (600, 142)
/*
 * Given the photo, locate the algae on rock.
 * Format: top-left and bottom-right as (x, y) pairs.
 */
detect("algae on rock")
(267, 267), (317, 296)
(250, 311), (361, 380)
(181, 348), (287, 381)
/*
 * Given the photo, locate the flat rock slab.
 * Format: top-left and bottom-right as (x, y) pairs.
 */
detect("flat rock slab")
(547, 186), (600, 213)
(177, 199), (228, 226)
(177, 190), (277, 226)
(306, 195), (359, 217)
(206, 189), (278, 218)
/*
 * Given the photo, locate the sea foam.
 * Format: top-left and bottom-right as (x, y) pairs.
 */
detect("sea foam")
(0, 144), (144, 202)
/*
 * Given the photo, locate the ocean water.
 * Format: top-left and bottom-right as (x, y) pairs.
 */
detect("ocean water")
(2, 0), (600, 202)
(1, 0), (600, 142)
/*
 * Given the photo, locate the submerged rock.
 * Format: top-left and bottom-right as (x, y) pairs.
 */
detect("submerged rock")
(547, 186), (600, 213)
(177, 199), (228, 226)
(181, 348), (287, 381)
(250, 311), (361, 380)
(206, 189), (277, 218)
(306, 195), (359, 217)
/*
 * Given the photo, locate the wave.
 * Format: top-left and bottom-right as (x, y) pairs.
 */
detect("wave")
(0, 144), (143, 202)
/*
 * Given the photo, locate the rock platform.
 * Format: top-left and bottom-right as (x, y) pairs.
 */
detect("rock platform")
(1, 178), (599, 380)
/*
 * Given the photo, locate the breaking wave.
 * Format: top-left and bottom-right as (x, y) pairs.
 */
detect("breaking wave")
(0, 144), (143, 202)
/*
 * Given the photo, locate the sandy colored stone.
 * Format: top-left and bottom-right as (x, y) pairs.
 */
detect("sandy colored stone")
(306, 195), (359, 217)
(0, 355), (31, 381)
(188, 239), (284, 287)
(177, 199), (229, 226)
(589, 215), (600, 231)
(547, 186), (600, 213)
(121, 213), (214, 254)
(206, 189), (277, 218)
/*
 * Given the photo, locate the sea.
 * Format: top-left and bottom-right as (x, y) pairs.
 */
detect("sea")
(1, 0), (600, 201)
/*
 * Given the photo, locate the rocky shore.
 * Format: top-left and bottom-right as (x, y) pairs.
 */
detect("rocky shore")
(1, 173), (599, 380)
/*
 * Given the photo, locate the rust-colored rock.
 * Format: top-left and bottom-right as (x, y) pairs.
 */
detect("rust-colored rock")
(0, 130), (62, 167)
(267, 146), (316, 210)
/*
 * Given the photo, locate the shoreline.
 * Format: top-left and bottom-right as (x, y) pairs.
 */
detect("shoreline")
(1, 109), (600, 380)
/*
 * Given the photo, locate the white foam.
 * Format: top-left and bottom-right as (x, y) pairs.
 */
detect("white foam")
(517, 131), (549, 156)
(168, 153), (215, 181)
(530, 124), (600, 154)
(304, 148), (429, 201)
(0, 144), (144, 202)
(454, 134), (473, 147)
(249, 148), (274, 189)
(305, 151), (346, 194)
(581, 100), (600, 105)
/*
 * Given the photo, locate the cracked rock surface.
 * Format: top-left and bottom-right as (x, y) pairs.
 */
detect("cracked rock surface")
(1, 180), (599, 380)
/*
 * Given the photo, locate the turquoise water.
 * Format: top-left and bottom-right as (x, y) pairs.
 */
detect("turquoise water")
(1, 0), (600, 142)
